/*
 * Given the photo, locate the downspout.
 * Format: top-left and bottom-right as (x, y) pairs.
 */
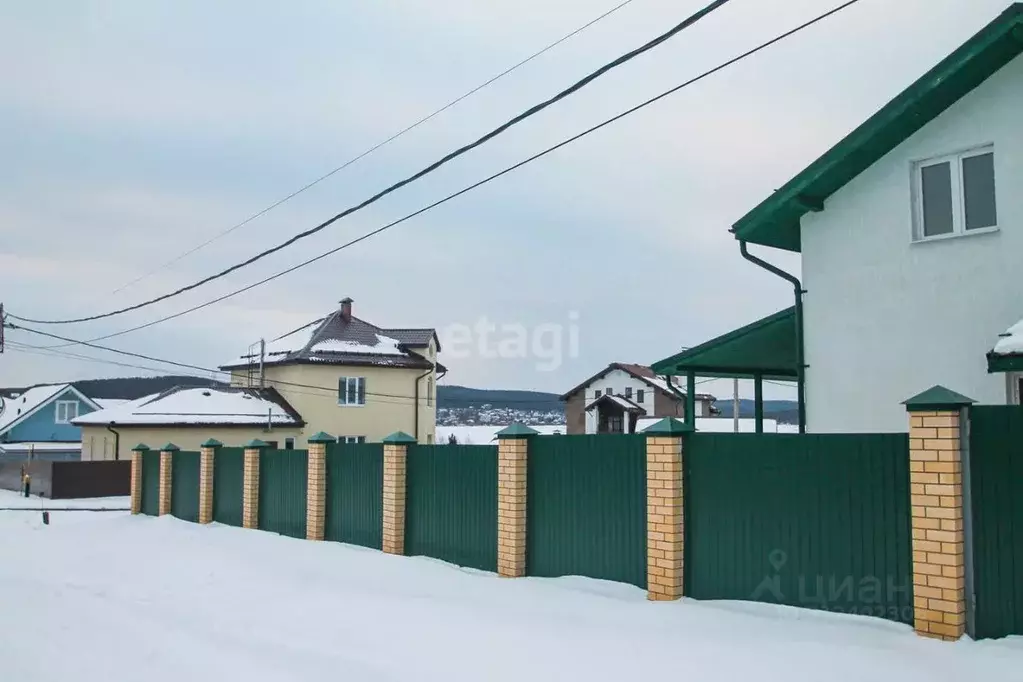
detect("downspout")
(106, 423), (120, 461)
(413, 367), (434, 443)
(739, 240), (806, 434)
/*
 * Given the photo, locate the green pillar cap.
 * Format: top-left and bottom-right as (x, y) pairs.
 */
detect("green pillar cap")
(244, 438), (270, 449)
(642, 417), (694, 435)
(308, 431), (336, 444)
(903, 385), (976, 412)
(160, 443), (180, 452)
(201, 438), (223, 448)
(383, 431), (417, 444)
(131, 443), (150, 452)
(496, 423), (540, 438)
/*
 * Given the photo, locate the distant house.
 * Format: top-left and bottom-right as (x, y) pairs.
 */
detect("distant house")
(74, 386), (305, 460)
(560, 363), (716, 434)
(0, 384), (101, 459)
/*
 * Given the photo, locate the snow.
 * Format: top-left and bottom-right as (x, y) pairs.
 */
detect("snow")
(993, 318), (1023, 356)
(438, 424), (565, 443)
(637, 416), (781, 433)
(94, 398), (130, 410)
(0, 384), (69, 433)
(2, 509), (1021, 681)
(311, 333), (404, 356)
(0, 490), (128, 510)
(585, 394), (641, 412)
(74, 388), (298, 426)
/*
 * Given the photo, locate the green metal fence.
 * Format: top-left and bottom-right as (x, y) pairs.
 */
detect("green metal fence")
(170, 450), (201, 522)
(969, 405), (1023, 639)
(213, 447), (244, 527)
(325, 442), (383, 550)
(527, 434), (646, 588)
(258, 448), (308, 539)
(685, 432), (913, 623)
(405, 444), (498, 571)
(140, 450), (161, 516)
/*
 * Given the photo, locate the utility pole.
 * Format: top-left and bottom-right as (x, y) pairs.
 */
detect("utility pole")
(258, 338), (266, 389)
(733, 378), (740, 433)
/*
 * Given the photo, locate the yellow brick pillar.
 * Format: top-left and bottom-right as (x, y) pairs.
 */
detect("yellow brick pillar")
(306, 432), (335, 541)
(158, 443), (179, 516)
(496, 424), (537, 578)
(198, 439), (222, 525)
(642, 418), (690, 601)
(904, 386), (974, 641)
(243, 439), (269, 530)
(382, 432), (415, 555)
(129, 443), (149, 515)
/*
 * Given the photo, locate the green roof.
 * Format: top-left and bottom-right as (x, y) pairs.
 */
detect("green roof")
(903, 385), (975, 412)
(200, 439), (223, 448)
(641, 417), (693, 435)
(988, 352), (1023, 373)
(243, 439), (270, 449)
(496, 423), (539, 438)
(651, 308), (797, 379)
(160, 443), (180, 452)
(307, 431), (336, 444)
(733, 5), (1023, 252)
(130, 443), (150, 452)
(382, 431), (417, 444)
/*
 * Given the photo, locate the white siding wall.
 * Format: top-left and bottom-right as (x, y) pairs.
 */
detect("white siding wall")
(800, 54), (1023, 433)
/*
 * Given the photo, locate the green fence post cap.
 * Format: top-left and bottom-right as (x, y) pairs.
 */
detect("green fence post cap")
(160, 442), (180, 452)
(308, 431), (336, 444)
(641, 417), (694, 435)
(200, 438), (223, 448)
(243, 438), (270, 449)
(131, 443), (150, 452)
(903, 385), (976, 412)
(496, 423), (539, 438)
(383, 431), (417, 444)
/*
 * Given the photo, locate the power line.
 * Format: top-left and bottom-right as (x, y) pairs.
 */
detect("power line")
(108, 0), (641, 297)
(21, 0), (864, 346)
(11, 0), (734, 326)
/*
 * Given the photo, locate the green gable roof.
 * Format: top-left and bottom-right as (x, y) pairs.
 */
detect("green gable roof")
(903, 385), (975, 412)
(651, 307), (797, 379)
(733, 4), (1023, 252)
(496, 423), (539, 438)
(382, 431), (417, 444)
(641, 417), (693, 435)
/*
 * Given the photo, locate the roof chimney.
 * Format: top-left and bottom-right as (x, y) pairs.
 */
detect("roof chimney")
(339, 297), (353, 321)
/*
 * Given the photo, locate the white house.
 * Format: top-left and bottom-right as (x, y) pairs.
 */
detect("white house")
(655, 4), (1023, 433)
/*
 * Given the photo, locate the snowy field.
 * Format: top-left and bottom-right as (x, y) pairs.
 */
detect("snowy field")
(3, 501), (1022, 681)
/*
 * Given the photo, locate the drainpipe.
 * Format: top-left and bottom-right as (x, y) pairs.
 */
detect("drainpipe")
(413, 367), (434, 442)
(106, 423), (120, 461)
(739, 240), (806, 434)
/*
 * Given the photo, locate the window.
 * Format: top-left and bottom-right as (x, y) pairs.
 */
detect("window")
(594, 389), (602, 399)
(55, 400), (79, 424)
(284, 438), (295, 450)
(339, 436), (366, 444)
(914, 147), (997, 240)
(338, 377), (366, 406)
(637, 389), (645, 404)
(427, 377), (433, 407)
(625, 387), (633, 400)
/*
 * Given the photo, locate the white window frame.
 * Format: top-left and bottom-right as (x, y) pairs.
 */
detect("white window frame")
(55, 400), (79, 424)
(911, 145), (997, 242)
(337, 376), (366, 406)
(339, 436), (366, 444)
(426, 377), (433, 407)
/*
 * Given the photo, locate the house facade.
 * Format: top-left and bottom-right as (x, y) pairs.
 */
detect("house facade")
(0, 384), (100, 458)
(220, 298), (442, 444)
(561, 363), (715, 434)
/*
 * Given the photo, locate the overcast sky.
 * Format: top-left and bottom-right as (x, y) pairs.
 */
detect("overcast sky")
(0, 0), (1013, 399)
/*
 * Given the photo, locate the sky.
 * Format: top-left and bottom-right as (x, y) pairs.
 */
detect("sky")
(0, 0), (1015, 400)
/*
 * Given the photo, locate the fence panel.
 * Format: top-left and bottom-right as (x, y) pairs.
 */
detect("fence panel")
(50, 461), (130, 499)
(969, 405), (1023, 639)
(325, 442), (383, 550)
(685, 432), (912, 623)
(258, 449), (308, 539)
(213, 447), (244, 527)
(141, 451), (161, 516)
(170, 451), (201, 522)
(405, 444), (498, 571)
(526, 434), (646, 588)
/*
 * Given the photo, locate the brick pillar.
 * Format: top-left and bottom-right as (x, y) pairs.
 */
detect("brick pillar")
(198, 439), (221, 524)
(643, 418), (689, 601)
(129, 444), (148, 514)
(904, 386), (974, 641)
(306, 432), (335, 541)
(243, 440), (268, 530)
(158, 443), (178, 516)
(496, 424), (536, 577)
(382, 432), (415, 555)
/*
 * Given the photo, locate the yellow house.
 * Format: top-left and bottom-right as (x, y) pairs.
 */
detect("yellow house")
(219, 297), (442, 445)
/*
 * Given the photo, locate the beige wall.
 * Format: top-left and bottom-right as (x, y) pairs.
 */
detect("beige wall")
(229, 354), (437, 444)
(80, 425), (305, 460)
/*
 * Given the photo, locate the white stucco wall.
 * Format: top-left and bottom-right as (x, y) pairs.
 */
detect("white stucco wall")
(580, 369), (711, 433)
(800, 54), (1023, 433)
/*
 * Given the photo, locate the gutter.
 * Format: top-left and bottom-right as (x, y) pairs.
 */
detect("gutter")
(739, 240), (806, 433)
(106, 423), (121, 461)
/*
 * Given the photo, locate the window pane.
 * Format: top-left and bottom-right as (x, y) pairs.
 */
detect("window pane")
(963, 152), (997, 230)
(920, 161), (954, 236)
(338, 377), (347, 404)
(357, 378), (366, 405)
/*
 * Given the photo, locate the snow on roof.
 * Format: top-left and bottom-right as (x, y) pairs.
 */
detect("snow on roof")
(585, 394), (643, 412)
(310, 333), (404, 356)
(0, 384), (70, 434)
(94, 398), (130, 410)
(992, 318), (1023, 356)
(73, 387), (301, 427)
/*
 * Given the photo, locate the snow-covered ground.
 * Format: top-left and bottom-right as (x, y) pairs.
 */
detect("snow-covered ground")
(439, 418), (796, 443)
(0, 490), (128, 510)
(2, 507), (1021, 681)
